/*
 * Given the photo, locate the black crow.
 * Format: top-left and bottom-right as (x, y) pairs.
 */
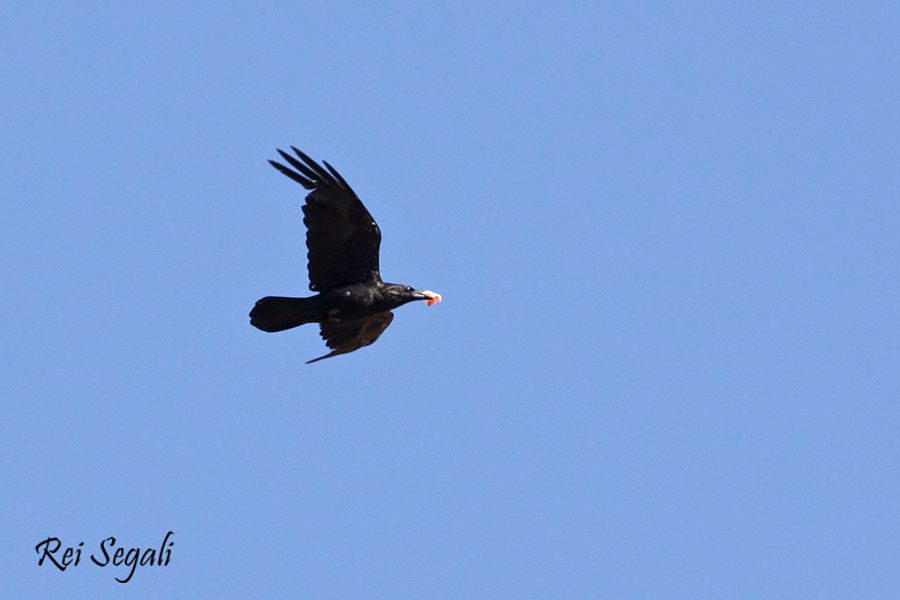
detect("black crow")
(250, 147), (441, 363)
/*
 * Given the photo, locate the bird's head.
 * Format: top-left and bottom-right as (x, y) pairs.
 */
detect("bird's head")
(383, 284), (442, 308)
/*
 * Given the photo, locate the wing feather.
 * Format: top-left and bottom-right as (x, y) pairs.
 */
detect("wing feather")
(306, 312), (394, 363)
(269, 148), (382, 291)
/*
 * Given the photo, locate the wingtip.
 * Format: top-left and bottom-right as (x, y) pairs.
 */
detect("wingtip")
(306, 352), (333, 364)
(290, 146), (310, 161)
(270, 153), (315, 189)
(322, 160), (350, 189)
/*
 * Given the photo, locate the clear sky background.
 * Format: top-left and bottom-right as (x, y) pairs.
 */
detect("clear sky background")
(2, 1), (899, 598)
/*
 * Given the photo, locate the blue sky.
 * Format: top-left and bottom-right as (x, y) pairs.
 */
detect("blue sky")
(3, 1), (899, 597)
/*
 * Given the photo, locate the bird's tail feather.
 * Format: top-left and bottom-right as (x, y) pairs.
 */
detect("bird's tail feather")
(249, 296), (318, 332)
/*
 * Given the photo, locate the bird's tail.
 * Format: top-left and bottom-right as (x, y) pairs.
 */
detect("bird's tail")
(249, 296), (318, 332)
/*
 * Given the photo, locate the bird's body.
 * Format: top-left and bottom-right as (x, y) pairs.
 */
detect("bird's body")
(250, 147), (440, 363)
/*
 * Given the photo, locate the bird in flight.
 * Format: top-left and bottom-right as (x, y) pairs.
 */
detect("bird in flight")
(250, 147), (441, 363)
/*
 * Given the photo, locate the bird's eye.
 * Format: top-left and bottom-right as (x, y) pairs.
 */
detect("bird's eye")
(406, 286), (413, 292)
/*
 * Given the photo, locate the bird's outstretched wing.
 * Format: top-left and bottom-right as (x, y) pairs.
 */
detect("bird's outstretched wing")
(307, 311), (395, 364)
(269, 147), (382, 292)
